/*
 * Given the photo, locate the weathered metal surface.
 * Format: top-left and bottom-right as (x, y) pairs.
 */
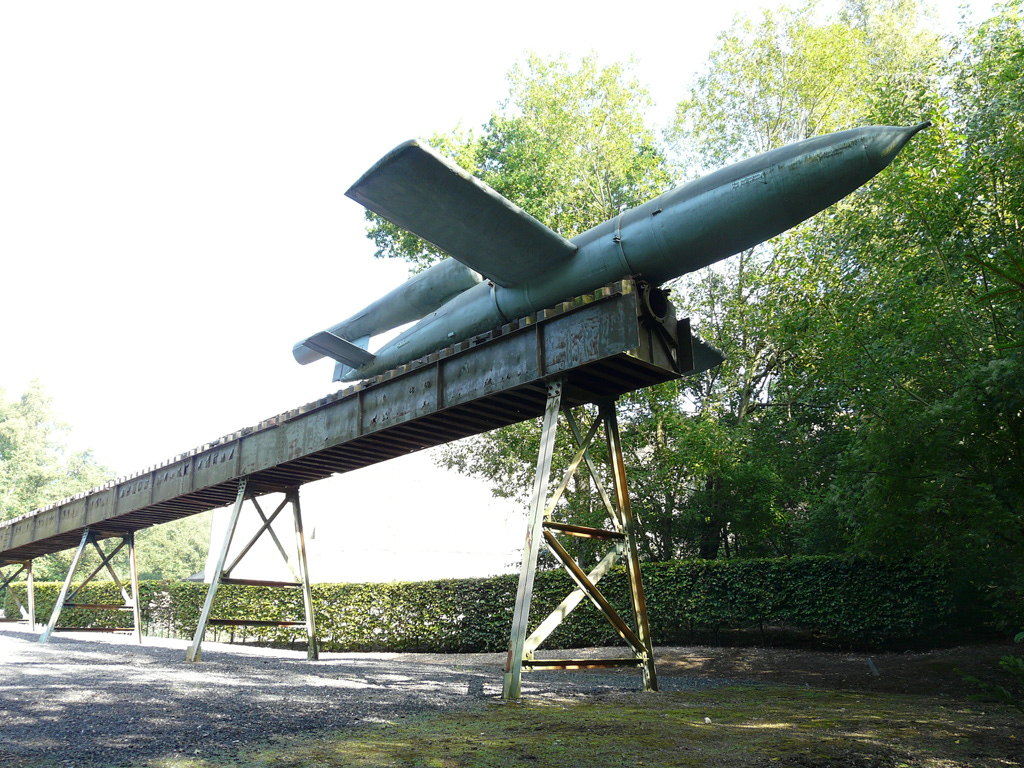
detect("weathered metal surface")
(186, 481), (248, 663)
(503, 380), (563, 700)
(502, 387), (659, 699)
(0, 281), (681, 565)
(292, 490), (319, 661)
(0, 561), (34, 630)
(542, 530), (645, 653)
(523, 658), (644, 670)
(38, 530), (141, 644)
(345, 141), (579, 290)
(603, 401), (659, 692)
(542, 522), (625, 540)
(207, 620), (307, 628)
(218, 578), (302, 589)
(186, 484), (318, 662)
(522, 546), (622, 659)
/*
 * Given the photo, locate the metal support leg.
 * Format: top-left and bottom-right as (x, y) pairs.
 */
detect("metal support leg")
(187, 479), (319, 662)
(291, 489), (319, 661)
(187, 478), (247, 662)
(39, 530), (91, 643)
(26, 560), (35, 632)
(128, 533), (142, 644)
(0, 561), (34, 630)
(601, 401), (658, 692)
(39, 529), (143, 644)
(504, 379), (563, 700)
(502, 394), (659, 698)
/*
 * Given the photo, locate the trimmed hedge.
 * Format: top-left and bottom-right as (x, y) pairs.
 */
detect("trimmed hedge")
(4, 556), (953, 651)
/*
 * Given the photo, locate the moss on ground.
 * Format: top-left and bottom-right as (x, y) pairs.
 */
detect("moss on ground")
(154, 685), (1022, 768)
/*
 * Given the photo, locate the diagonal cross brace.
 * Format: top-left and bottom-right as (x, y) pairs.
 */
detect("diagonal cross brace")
(186, 480), (318, 663)
(542, 530), (645, 655)
(503, 385), (658, 699)
(39, 529), (141, 644)
(522, 544), (622, 657)
(0, 562), (34, 629)
(563, 409), (620, 530)
(542, 413), (603, 520)
(223, 494), (298, 581)
(64, 536), (131, 607)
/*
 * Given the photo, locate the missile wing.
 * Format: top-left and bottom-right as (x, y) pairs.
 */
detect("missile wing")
(294, 122), (929, 381)
(346, 140), (578, 288)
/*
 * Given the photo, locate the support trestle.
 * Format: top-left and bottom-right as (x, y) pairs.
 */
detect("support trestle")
(186, 479), (319, 662)
(503, 379), (658, 699)
(0, 561), (35, 630)
(38, 530), (141, 643)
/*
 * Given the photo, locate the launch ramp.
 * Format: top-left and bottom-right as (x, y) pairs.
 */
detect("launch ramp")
(0, 280), (688, 695)
(0, 280), (684, 566)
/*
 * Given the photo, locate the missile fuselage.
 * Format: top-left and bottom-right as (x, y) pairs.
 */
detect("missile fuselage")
(296, 123), (927, 381)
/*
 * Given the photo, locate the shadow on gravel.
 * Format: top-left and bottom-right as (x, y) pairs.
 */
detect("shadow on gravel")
(1, 627), (711, 767)
(1, 627), (496, 767)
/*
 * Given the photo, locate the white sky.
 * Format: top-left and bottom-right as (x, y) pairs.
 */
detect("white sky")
(0, 1), (985, 582)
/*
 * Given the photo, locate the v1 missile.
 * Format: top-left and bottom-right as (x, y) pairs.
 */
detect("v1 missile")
(294, 122), (929, 381)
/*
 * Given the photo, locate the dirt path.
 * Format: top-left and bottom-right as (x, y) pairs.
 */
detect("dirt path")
(652, 642), (1018, 698)
(391, 640), (1020, 699)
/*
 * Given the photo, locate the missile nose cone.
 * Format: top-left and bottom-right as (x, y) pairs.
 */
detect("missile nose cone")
(865, 121), (931, 172)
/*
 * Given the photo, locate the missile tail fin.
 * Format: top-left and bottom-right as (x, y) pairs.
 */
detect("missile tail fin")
(346, 140), (577, 288)
(301, 331), (375, 369)
(332, 336), (371, 382)
(690, 335), (725, 375)
(676, 320), (725, 376)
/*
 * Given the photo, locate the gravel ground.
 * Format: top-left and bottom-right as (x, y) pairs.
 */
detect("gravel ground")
(0, 625), (733, 767)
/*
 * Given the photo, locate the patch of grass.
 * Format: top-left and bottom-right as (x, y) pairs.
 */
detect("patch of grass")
(150, 685), (1022, 768)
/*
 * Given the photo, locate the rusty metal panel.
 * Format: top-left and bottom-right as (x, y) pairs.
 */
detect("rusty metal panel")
(238, 427), (282, 476)
(115, 474), (152, 516)
(191, 443), (240, 491)
(281, 420), (311, 463)
(358, 367), (438, 435)
(33, 509), (59, 541)
(8, 518), (32, 549)
(237, 397), (359, 477)
(153, 461), (189, 503)
(542, 293), (640, 374)
(65, 499), (89, 534)
(321, 397), (361, 449)
(58, 502), (88, 535)
(279, 397), (361, 464)
(441, 327), (539, 408)
(84, 490), (114, 527)
(276, 404), (351, 465)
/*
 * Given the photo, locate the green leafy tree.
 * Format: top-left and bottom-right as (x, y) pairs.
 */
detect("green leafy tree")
(1, 382), (111, 582)
(779, 1), (1024, 626)
(360, 2), (1023, 613)
(656, 0), (943, 559)
(366, 54), (672, 273)
(0, 381), (110, 521)
(134, 514), (213, 581)
(1, 382), (213, 583)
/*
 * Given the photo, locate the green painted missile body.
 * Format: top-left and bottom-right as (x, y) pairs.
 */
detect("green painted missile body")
(294, 122), (928, 381)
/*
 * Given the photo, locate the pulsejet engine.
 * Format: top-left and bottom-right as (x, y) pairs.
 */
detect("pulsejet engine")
(294, 123), (929, 381)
